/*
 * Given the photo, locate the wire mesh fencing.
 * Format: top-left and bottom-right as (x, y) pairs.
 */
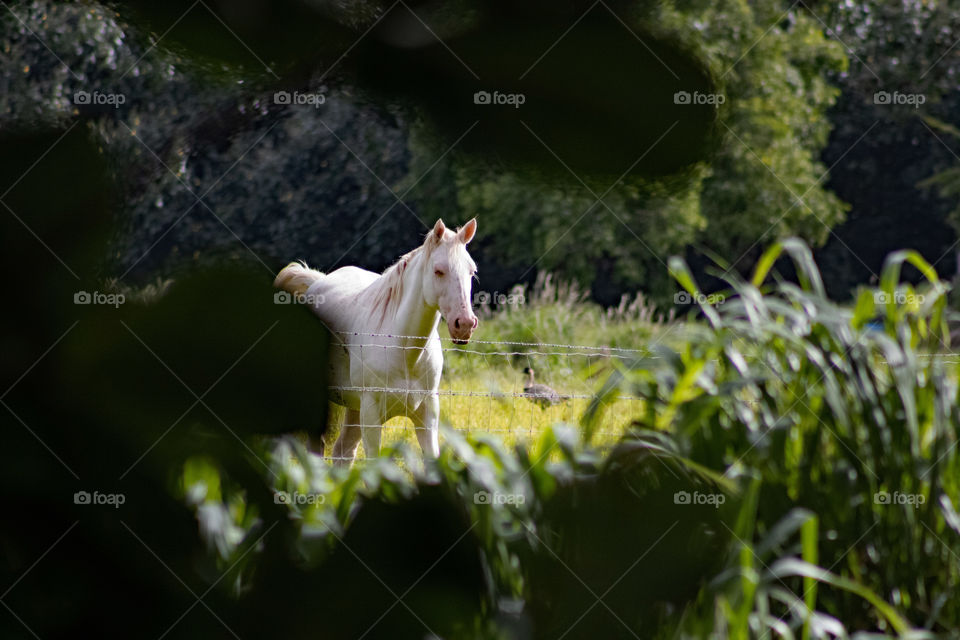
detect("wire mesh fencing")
(316, 331), (645, 461)
(312, 331), (960, 462)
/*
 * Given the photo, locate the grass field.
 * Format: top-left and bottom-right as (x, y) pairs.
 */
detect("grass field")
(331, 363), (647, 456)
(320, 274), (673, 456)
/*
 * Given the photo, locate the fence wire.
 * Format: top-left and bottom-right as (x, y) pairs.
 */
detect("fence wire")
(313, 331), (645, 462)
(315, 332), (960, 461)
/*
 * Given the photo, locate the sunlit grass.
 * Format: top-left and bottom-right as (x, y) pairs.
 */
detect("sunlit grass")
(320, 273), (676, 457)
(323, 360), (646, 458)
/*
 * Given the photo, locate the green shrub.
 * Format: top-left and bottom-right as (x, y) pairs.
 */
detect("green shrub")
(635, 239), (957, 636)
(186, 239), (958, 638)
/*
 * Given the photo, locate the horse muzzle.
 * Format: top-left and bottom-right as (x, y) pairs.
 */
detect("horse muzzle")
(448, 314), (478, 345)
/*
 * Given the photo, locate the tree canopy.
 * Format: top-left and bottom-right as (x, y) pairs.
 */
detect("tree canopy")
(1, 0), (849, 303)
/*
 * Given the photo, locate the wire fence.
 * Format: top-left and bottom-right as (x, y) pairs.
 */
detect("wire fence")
(316, 331), (960, 461)
(317, 331), (645, 462)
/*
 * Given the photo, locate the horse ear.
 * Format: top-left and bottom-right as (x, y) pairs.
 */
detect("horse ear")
(458, 218), (477, 244)
(432, 219), (446, 241)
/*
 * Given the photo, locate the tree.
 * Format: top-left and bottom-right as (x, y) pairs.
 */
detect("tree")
(442, 0), (847, 302)
(808, 0), (960, 297)
(1, 0), (848, 303)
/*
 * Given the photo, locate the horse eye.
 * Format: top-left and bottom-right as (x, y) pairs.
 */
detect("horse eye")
(434, 269), (445, 277)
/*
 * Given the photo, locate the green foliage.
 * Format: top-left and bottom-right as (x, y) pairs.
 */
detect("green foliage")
(631, 238), (958, 635)
(181, 238), (960, 637)
(0, 0), (721, 304)
(6, 1), (960, 637)
(803, 0), (960, 297)
(453, 163), (708, 302)
(664, 0), (848, 256)
(0, 0), (425, 282)
(459, 271), (670, 354)
(920, 117), (960, 244)
(445, 0), (848, 299)
(281, 238), (960, 636)
(7, 136), (956, 636)
(812, 0), (960, 103)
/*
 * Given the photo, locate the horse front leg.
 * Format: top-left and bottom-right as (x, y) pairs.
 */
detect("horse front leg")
(412, 393), (440, 458)
(359, 394), (383, 460)
(331, 407), (361, 467)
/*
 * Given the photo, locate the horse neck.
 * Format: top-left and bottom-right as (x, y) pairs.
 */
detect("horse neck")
(381, 248), (440, 341)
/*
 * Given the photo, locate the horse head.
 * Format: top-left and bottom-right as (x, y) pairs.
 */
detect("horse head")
(422, 218), (479, 344)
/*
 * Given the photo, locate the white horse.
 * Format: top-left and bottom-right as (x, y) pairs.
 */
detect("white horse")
(274, 219), (479, 464)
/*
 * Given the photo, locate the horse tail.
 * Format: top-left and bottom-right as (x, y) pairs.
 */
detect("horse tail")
(274, 261), (323, 296)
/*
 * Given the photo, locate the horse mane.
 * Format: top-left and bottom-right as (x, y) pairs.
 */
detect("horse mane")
(366, 225), (463, 330)
(369, 245), (425, 330)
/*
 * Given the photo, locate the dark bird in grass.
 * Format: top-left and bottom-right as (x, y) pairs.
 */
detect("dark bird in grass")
(522, 367), (565, 408)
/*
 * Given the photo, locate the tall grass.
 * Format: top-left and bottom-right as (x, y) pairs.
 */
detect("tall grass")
(642, 239), (959, 636)
(465, 271), (673, 355)
(185, 242), (960, 637)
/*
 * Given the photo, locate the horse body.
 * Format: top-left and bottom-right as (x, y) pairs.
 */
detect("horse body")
(306, 257), (444, 420)
(275, 219), (478, 464)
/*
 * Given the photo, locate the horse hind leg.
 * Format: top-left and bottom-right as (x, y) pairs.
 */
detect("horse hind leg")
(308, 432), (325, 457)
(331, 407), (362, 466)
